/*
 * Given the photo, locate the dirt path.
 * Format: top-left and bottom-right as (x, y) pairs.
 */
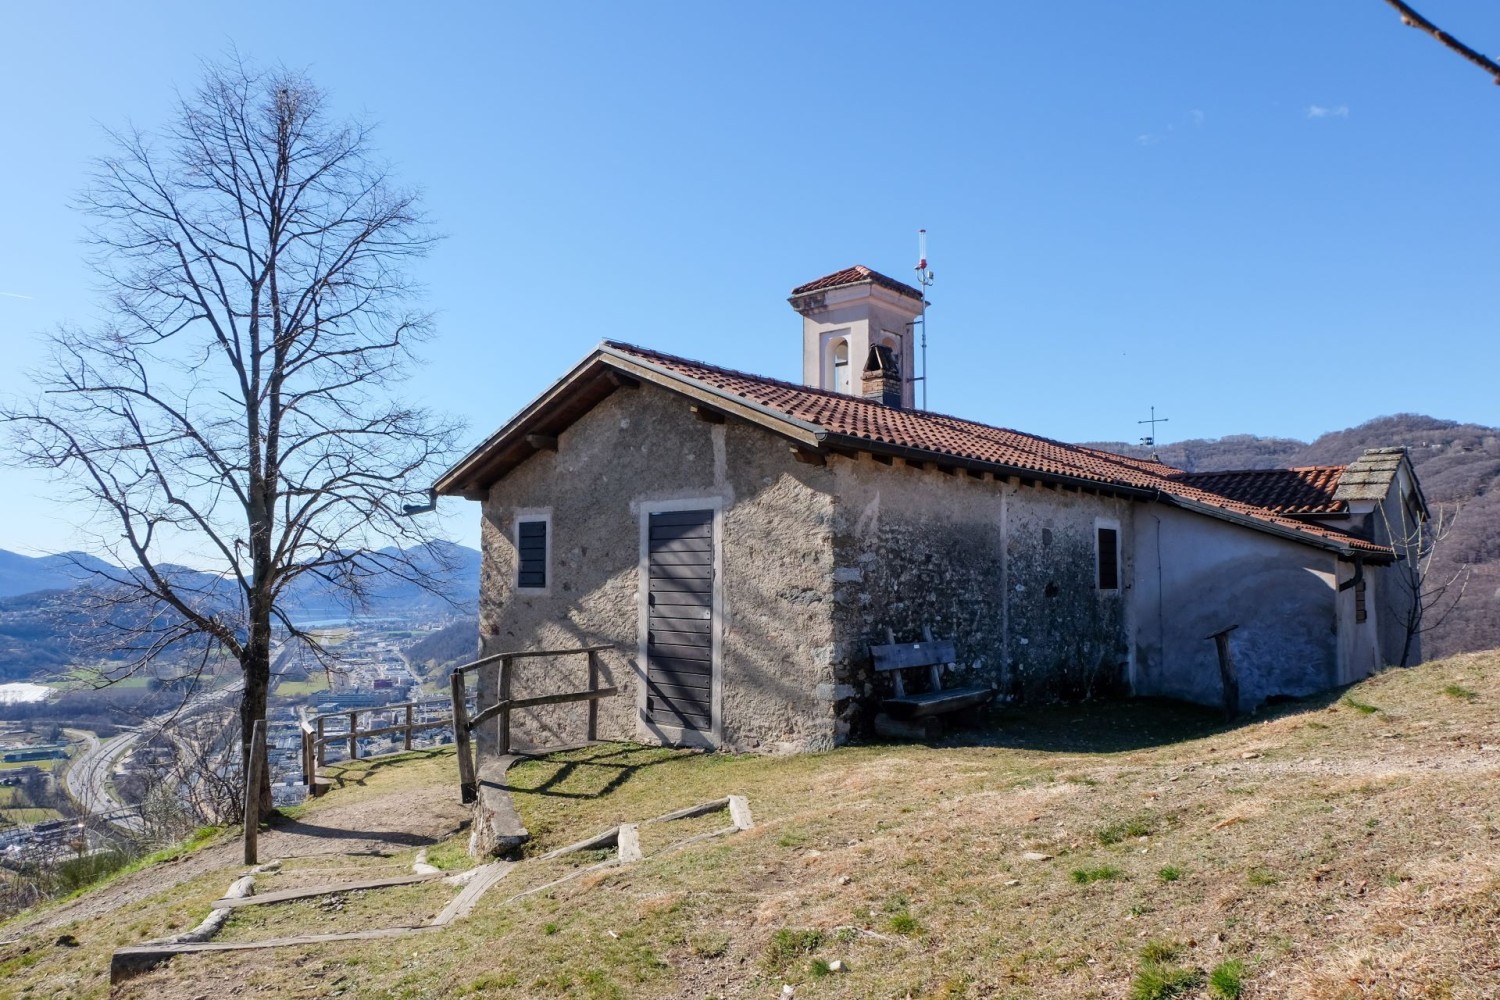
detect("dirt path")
(6, 777), (469, 936)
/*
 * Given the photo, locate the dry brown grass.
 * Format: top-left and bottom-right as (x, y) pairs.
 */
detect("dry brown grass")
(7, 652), (1500, 998)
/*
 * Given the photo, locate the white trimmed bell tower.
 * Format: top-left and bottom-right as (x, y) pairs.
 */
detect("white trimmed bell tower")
(789, 266), (924, 409)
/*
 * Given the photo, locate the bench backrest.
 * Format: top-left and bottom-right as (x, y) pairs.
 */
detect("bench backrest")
(870, 640), (956, 673)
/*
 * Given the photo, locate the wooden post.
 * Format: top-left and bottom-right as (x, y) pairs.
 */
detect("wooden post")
(301, 724), (312, 787)
(586, 649), (600, 743)
(348, 711), (359, 761)
(404, 703), (414, 751)
(243, 719), (266, 865)
(1207, 625), (1241, 720)
(451, 670), (476, 804)
(316, 717), (326, 766)
(498, 655), (513, 756)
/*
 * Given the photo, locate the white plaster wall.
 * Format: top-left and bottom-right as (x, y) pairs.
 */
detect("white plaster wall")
(1132, 504), (1343, 711)
(1335, 560), (1383, 684)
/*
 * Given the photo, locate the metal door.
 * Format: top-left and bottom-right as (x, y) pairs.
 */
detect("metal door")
(645, 509), (715, 734)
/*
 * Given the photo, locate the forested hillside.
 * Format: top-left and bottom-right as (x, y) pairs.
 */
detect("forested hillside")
(1087, 414), (1500, 658)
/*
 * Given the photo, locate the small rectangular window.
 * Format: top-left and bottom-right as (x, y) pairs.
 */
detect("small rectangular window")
(1097, 527), (1119, 591)
(517, 519), (547, 589)
(1355, 576), (1367, 623)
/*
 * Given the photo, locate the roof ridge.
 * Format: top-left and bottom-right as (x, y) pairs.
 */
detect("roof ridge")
(564, 343), (1392, 557)
(1175, 465), (1348, 477)
(789, 265), (925, 301)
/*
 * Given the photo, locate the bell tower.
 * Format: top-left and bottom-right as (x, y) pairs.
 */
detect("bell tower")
(788, 266), (924, 409)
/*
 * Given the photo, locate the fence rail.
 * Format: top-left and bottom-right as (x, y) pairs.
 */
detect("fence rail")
(298, 697), (455, 790)
(450, 645), (616, 803)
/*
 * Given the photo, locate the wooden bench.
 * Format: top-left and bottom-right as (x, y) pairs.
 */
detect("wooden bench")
(871, 626), (995, 737)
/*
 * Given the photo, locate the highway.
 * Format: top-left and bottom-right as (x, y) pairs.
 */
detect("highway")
(60, 679), (244, 834)
(62, 727), (143, 831)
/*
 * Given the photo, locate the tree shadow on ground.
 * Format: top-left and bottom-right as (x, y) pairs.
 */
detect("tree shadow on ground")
(318, 748), (450, 791)
(262, 813), (457, 850)
(942, 688), (1350, 754)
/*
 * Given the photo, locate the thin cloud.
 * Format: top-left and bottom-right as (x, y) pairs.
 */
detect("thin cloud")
(0, 291), (34, 300)
(1137, 109), (1205, 146)
(1306, 104), (1350, 119)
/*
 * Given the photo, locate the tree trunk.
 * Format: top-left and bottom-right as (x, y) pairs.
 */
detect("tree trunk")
(240, 604), (274, 821)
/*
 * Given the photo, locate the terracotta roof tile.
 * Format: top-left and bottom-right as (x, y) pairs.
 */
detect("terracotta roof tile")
(604, 341), (1391, 557)
(789, 265), (925, 302)
(1171, 467), (1348, 515)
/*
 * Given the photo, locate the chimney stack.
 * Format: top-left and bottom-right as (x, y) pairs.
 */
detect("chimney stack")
(861, 344), (902, 408)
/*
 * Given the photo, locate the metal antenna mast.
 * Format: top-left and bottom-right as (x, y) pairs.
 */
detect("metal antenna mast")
(1138, 406), (1170, 457)
(913, 229), (934, 410)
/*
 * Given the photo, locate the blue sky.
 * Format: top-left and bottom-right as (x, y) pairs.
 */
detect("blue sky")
(2, 1), (1498, 559)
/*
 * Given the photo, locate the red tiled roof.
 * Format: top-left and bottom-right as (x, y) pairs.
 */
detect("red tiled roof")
(603, 342), (1391, 557)
(789, 265), (925, 302)
(1171, 467), (1348, 515)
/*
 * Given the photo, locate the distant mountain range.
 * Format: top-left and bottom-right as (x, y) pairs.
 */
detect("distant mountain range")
(0, 542), (481, 681)
(0, 551), (117, 599)
(1086, 413), (1500, 659)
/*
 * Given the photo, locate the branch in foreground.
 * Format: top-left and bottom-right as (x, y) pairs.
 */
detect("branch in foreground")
(1382, 0), (1500, 85)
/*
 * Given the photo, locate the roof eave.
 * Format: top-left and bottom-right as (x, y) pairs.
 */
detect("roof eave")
(433, 344), (829, 497)
(1161, 494), (1394, 563)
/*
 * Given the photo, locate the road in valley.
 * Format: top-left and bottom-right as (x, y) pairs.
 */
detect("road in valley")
(61, 679), (245, 833)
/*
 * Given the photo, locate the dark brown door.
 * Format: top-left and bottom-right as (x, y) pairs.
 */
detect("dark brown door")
(646, 509), (714, 734)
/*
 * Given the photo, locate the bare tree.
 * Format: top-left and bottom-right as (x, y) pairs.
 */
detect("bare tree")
(3, 56), (461, 818)
(1381, 1), (1500, 85)
(1381, 501), (1471, 667)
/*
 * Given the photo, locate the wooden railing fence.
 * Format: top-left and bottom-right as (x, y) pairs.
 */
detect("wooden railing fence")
(299, 697), (454, 790)
(450, 644), (616, 804)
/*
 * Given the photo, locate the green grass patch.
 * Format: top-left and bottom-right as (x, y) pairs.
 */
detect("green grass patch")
(886, 910), (920, 935)
(1130, 961), (1205, 1000)
(1246, 867), (1280, 887)
(764, 928), (824, 971)
(1442, 684), (1478, 702)
(274, 674), (331, 698)
(1209, 958), (1246, 999)
(1070, 865), (1125, 884)
(1098, 813), (1155, 845)
(1140, 940), (1182, 963)
(1157, 865), (1183, 883)
(1342, 695), (1379, 715)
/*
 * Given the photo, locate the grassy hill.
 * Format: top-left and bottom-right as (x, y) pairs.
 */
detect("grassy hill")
(5, 652), (1500, 998)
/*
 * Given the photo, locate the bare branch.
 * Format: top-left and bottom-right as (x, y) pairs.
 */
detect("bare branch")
(1381, 0), (1500, 85)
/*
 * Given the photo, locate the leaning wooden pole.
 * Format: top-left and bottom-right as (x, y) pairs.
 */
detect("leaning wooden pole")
(1207, 625), (1241, 721)
(451, 670), (477, 804)
(243, 719), (266, 865)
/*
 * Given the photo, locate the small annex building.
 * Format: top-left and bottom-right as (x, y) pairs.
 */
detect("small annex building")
(435, 266), (1426, 753)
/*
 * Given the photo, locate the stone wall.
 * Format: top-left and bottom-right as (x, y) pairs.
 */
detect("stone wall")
(476, 382), (840, 754)
(825, 457), (1134, 736)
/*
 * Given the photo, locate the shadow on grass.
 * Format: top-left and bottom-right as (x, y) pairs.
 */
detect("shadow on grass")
(505, 743), (694, 802)
(263, 812), (457, 850)
(941, 688), (1349, 754)
(319, 747), (452, 791)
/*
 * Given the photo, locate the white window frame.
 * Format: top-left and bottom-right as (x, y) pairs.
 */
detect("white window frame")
(513, 509), (552, 596)
(820, 329), (852, 393)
